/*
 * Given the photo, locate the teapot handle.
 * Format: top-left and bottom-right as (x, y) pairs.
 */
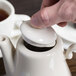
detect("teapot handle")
(65, 44), (76, 59)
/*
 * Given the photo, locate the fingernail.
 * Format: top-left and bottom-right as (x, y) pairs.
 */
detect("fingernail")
(31, 12), (43, 28)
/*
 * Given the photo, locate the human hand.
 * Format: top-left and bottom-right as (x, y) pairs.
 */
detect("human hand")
(31, 0), (76, 28)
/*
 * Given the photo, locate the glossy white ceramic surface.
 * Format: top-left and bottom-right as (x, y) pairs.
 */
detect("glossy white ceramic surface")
(0, 33), (73, 76)
(0, 0), (30, 57)
(0, 0), (30, 45)
(21, 21), (57, 47)
(0, 19), (74, 76)
(14, 36), (71, 76)
(52, 23), (76, 49)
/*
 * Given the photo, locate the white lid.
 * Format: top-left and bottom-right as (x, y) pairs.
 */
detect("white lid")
(20, 20), (57, 47)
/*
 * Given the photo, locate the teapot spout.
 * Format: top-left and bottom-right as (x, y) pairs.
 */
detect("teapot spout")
(0, 35), (16, 76)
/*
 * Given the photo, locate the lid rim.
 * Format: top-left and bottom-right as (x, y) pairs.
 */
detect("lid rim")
(20, 20), (57, 47)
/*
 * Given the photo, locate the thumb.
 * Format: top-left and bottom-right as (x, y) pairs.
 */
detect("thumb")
(31, 2), (61, 28)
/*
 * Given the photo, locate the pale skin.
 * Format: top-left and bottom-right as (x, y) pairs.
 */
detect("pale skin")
(31, 0), (76, 28)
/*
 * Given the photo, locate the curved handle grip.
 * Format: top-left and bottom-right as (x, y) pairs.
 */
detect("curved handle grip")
(10, 14), (30, 38)
(65, 44), (76, 59)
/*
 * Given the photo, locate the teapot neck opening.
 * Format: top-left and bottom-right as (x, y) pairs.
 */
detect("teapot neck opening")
(23, 40), (56, 52)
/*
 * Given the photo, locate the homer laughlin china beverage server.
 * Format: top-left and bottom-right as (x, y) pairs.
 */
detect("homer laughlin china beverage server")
(0, 20), (76, 76)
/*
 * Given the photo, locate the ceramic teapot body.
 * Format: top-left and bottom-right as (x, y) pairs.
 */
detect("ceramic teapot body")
(14, 36), (71, 76)
(0, 21), (76, 76)
(0, 35), (72, 76)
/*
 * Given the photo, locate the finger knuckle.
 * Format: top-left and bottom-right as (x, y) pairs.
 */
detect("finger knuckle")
(65, 10), (73, 21)
(59, 2), (74, 21)
(60, 10), (73, 21)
